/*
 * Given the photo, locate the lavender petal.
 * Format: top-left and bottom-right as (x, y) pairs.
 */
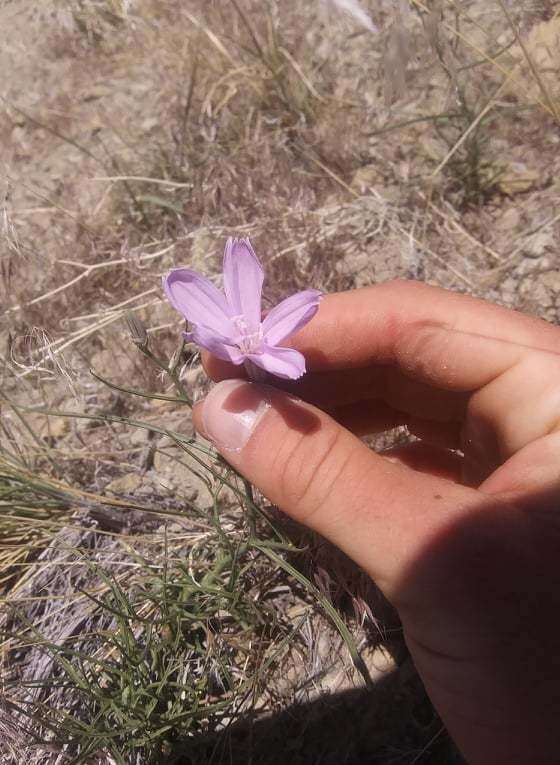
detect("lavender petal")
(163, 269), (234, 336)
(223, 238), (264, 331)
(262, 290), (322, 345)
(246, 345), (306, 380)
(185, 326), (244, 364)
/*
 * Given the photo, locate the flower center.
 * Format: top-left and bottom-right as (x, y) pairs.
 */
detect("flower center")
(232, 315), (263, 354)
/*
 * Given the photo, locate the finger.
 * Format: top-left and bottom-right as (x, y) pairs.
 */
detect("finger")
(281, 367), (468, 421)
(406, 416), (463, 450)
(327, 399), (462, 449)
(203, 282), (560, 485)
(202, 352), (246, 383)
(326, 398), (405, 436)
(192, 379), (480, 597)
(462, 351), (560, 486)
(381, 442), (463, 483)
(479, 431), (560, 495)
(203, 354), (468, 422)
(295, 280), (560, 376)
(203, 280), (560, 392)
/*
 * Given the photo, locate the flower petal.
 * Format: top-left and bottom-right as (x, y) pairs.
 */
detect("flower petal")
(223, 238), (264, 331)
(245, 345), (307, 380)
(163, 268), (234, 337)
(185, 326), (244, 365)
(262, 290), (322, 345)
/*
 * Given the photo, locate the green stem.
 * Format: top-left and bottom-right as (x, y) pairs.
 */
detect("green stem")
(253, 543), (373, 689)
(90, 369), (190, 405)
(138, 345), (192, 405)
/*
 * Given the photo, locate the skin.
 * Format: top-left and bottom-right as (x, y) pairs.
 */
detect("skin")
(193, 280), (560, 764)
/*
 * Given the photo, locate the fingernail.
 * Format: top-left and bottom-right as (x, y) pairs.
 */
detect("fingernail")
(200, 379), (270, 452)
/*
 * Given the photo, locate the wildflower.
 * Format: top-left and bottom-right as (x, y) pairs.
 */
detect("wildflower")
(162, 238), (322, 380)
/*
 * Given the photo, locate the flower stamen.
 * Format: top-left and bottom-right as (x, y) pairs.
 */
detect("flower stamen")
(232, 315), (263, 354)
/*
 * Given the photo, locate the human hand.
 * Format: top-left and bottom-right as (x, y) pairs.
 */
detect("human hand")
(192, 280), (560, 764)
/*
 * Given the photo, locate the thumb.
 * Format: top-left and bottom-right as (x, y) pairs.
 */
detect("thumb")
(192, 379), (478, 598)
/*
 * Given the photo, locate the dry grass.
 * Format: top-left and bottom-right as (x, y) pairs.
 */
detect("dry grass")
(1, 0), (560, 762)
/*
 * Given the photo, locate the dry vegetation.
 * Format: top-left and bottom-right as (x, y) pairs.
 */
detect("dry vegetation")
(1, 0), (559, 763)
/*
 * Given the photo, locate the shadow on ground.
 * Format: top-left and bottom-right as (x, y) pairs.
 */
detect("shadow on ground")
(172, 660), (464, 765)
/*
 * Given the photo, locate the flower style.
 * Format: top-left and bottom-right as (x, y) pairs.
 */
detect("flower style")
(162, 238), (322, 380)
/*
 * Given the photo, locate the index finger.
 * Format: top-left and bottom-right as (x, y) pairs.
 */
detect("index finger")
(204, 280), (560, 393)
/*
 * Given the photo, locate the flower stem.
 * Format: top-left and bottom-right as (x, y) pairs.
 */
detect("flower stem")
(244, 360), (267, 383)
(139, 345), (192, 406)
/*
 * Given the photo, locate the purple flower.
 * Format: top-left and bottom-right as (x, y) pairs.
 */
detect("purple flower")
(162, 238), (322, 380)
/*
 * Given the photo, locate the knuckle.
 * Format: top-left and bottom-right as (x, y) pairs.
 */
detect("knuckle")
(276, 425), (350, 524)
(395, 323), (446, 380)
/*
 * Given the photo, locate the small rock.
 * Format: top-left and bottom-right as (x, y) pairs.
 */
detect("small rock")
(26, 414), (70, 444)
(136, 482), (155, 497)
(509, 18), (560, 106)
(365, 645), (396, 675)
(520, 277), (553, 308)
(498, 164), (540, 196)
(419, 135), (448, 162)
(106, 473), (143, 494)
(286, 604), (310, 619)
(351, 164), (382, 193)
(129, 427), (149, 447)
(153, 446), (213, 506)
(82, 84), (112, 100)
(141, 116), (159, 131)
(498, 207), (520, 232)
(541, 271), (560, 293)
(524, 230), (555, 258)
(501, 277), (517, 293)
(167, 522), (187, 534)
(41, 416), (69, 441)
